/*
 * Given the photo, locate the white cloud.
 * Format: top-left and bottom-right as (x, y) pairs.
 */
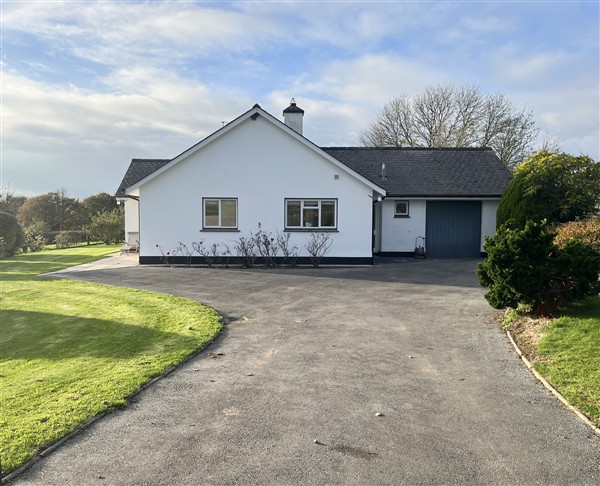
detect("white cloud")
(2, 69), (254, 198)
(2, 0), (598, 199)
(3, 1), (285, 69)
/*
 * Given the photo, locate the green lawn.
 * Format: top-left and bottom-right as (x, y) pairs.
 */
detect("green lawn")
(534, 296), (600, 426)
(0, 246), (222, 474)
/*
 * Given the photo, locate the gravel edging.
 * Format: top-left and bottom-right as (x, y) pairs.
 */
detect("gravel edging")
(505, 329), (600, 438)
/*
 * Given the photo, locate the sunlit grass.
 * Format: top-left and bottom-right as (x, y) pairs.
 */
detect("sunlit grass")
(534, 296), (600, 426)
(0, 246), (222, 473)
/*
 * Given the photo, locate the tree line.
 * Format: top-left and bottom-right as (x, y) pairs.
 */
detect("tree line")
(0, 188), (124, 257)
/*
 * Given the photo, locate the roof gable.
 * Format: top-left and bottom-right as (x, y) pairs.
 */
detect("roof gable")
(118, 104), (385, 196)
(321, 147), (512, 197)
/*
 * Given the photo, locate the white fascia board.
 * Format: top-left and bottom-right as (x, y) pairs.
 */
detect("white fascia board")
(126, 104), (387, 197)
(257, 109), (387, 196)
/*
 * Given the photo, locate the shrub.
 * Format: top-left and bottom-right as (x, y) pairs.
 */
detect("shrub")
(24, 222), (52, 242)
(305, 232), (332, 268)
(277, 231), (299, 267)
(554, 218), (600, 254)
(55, 230), (86, 249)
(253, 223), (279, 267)
(155, 243), (177, 266)
(233, 234), (256, 268)
(192, 241), (220, 267)
(87, 209), (124, 244)
(477, 221), (600, 316)
(176, 242), (195, 267)
(0, 211), (25, 257)
(25, 234), (46, 252)
(497, 151), (600, 229)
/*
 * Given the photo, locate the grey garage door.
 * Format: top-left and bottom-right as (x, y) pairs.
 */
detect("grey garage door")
(426, 201), (482, 258)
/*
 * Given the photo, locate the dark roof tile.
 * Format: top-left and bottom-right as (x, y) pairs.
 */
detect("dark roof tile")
(115, 159), (170, 197)
(116, 147), (512, 199)
(321, 147), (512, 197)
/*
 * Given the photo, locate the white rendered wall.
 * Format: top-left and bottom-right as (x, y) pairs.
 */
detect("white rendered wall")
(380, 198), (500, 253)
(379, 199), (427, 253)
(138, 116), (375, 258)
(123, 194), (139, 239)
(481, 200), (500, 251)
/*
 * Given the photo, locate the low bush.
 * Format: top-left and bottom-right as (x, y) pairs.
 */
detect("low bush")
(233, 235), (257, 268)
(253, 223), (278, 267)
(277, 231), (299, 267)
(156, 225), (333, 267)
(25, 233), (46, 252)
(305, 232), (332, 268)
(477, 221), (600, 316)
(192, 240), (220, 267)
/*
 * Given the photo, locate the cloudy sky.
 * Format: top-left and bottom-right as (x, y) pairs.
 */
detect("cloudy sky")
(2, 0), (598, 199)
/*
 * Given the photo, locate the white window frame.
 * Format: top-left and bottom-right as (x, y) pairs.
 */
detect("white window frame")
(394, 200), (410, 217)
(202, 198), (238, 229)
(285, 199), (337, 230)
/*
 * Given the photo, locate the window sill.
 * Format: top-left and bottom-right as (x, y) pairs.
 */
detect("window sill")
(394, 215), (410, 218)
(201, 228), (240, 232)
(284, 228), (339, 233)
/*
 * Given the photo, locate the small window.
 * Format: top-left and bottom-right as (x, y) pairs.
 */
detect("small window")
(203, 198), (238, 229)
(394, 200), (409, 217)
(285, 199), (337, 229)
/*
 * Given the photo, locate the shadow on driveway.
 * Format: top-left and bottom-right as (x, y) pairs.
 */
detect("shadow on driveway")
(230, 257), (485, 288)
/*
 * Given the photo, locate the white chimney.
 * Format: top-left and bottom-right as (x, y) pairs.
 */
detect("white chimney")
(283, 98), (304, 135)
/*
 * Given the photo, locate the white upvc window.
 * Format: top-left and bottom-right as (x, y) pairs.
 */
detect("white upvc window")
(203, 198), (238, 229)
(285, 199), (337, 230)
(394, 200), (409, 217)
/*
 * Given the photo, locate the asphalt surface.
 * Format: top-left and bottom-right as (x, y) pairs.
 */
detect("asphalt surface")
(10, 256), (600, 485)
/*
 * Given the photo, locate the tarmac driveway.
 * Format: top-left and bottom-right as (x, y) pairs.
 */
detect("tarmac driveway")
(11, 257), (600, 485)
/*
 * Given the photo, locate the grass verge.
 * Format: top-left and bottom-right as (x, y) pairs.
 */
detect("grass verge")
(506, 295), (600, 427)
(0, 246), (222, 474)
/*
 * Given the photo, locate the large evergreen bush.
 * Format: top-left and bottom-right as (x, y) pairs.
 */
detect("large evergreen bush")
(0, 211), (26, 257)
(477, 221), (600, 316)
(497, 151), (600, 229)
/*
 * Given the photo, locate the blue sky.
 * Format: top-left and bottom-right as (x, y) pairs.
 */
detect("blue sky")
(2, 0), (599, 199)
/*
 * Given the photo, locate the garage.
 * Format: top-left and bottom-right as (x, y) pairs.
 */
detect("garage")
(426, 201), (482, 258)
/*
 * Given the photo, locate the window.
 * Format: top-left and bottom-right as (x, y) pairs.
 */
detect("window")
(285, 199), (337, 229)
(203, 198), (238, 229)
(394, 200), (409, 217)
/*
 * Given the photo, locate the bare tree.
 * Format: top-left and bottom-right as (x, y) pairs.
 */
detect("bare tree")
(359, 84), (539, 169)
(538, 135), (562, 153)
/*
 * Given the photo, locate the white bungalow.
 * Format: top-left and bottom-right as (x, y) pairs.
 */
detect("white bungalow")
(116, 101), (511, 263)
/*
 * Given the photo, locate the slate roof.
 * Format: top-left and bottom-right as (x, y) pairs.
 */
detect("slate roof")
(321, 147), (512, 197)
(116, 146), (511, 199)
(115, 159), (170, 197)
